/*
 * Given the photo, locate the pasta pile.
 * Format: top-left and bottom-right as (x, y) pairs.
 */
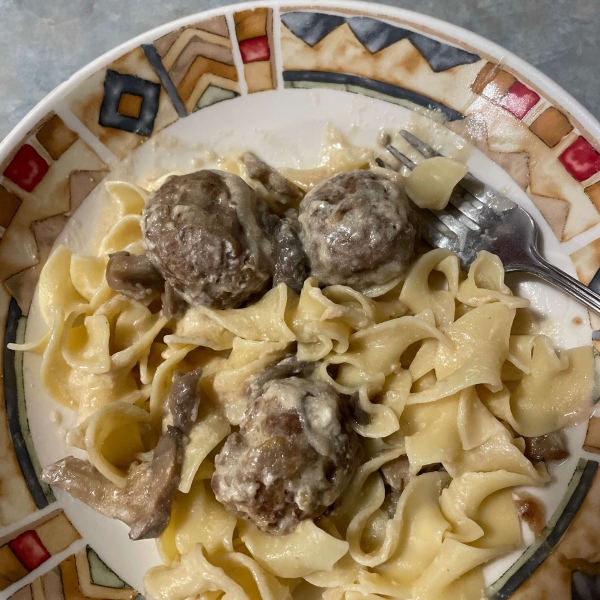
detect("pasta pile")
(15, 169), (595, 600)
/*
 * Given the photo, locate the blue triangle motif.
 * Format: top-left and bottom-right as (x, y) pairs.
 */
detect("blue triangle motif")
(407, 32), (480, 72)
(347, 17), (411, 54)
(281, 12), (346, 47)
(589, 267), (600, 294)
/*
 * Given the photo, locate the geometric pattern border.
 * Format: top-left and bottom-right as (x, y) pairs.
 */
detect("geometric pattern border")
(2, 7), (600, 600)
(3, 300), (54, 510)
(0, 509), (80, 591)
(7, 545), (140, 600)
(281, 12), (481, 71)
(490, 459), (598, 598)
(283, 70), (465, 121)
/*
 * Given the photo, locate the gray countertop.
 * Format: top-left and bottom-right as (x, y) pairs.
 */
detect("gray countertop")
(1, 0), (599, 141)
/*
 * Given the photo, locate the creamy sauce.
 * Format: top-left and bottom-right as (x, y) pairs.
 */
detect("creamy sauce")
(20, 91), (593, 596)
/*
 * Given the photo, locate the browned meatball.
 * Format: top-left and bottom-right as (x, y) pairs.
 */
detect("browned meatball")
(212, 376), (360, 535)
(298, 171), (419, 290)
(142, 170), (274, 309)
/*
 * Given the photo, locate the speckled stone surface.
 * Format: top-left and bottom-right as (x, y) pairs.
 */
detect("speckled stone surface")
(1, 0), (599, 141)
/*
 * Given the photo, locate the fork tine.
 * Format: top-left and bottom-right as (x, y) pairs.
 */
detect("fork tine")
(433, 210), (472, 237)
(447, 192), (500, 228)
(410, 207), (456, 250)
(399, 130), (440, 159)
(399, 130), (516, 213)
(444, 201), (480, 231)
(375, 157), (398, 171)
(378, 151), (477, 229)
(459, 174), (515, 211)
(387, 139), (477, 237)
(417, 220), (455, 250)
(447, 193), (481, 222)
(386, 145), (416, 169)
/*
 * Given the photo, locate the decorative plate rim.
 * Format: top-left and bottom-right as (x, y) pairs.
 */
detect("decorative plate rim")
(3, 3), (600, 599)
(2, 0), (600, 166)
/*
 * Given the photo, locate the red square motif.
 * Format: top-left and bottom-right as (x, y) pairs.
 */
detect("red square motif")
(239, 36), (270, 63)
(8, 531), (51, 570)
(500, 81), (540, 120)
(3, 145), (49, 192)
(559, 136), (600, 182)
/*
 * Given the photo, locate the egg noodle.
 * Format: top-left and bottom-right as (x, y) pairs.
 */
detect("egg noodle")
(12, 139), (594, 600)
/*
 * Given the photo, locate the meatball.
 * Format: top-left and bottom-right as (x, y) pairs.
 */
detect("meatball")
(142, 170), (274, 309)
(212, 376), (360, 535)
(298, 171), (419, 290)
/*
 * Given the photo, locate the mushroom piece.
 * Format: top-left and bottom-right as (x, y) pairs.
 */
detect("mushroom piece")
(41, 426), (184, 540)
(247, 355), (313, 397)
(242, 152), (304, 212)
(523, 430), (569, 463)
(106, 251), (164, 301)
(258, 210), (307, 295)
(380, 490), (402, 519)
(381, 455), (411, 492)
(298, 170), (419, 291)
(169, 367), (203, 434)
(272, 215), (306, 294)
(142, 170), (275, 309)
(161, 281), (188, 320)
(212, 375), (360, 535)
(419, 463), (447, 474)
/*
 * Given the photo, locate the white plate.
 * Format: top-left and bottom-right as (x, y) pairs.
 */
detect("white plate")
(2, 3), (600, 599)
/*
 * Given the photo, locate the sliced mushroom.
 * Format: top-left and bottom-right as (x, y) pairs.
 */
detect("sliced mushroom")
(272, 215), (306, 294)
(419, 463), (447, 474)
(162, 281), (188, 320)
(169, 368), (203, 434)
(106, 251), (164, 301)
(523, 430), (569, 463)
(380, 490), (401, 519)
(381, 455), (410, 492)
(41, 426), (184, 540)
(242, 152), (304, 210)
(247, 355), (314, 399)
(256, 210), (306, 294)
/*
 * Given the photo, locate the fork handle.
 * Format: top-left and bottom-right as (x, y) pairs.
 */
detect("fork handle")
(513, 247), (600, 315)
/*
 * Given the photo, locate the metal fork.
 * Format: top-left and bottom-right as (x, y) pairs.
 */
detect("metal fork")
(376, 130), (600, 314)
